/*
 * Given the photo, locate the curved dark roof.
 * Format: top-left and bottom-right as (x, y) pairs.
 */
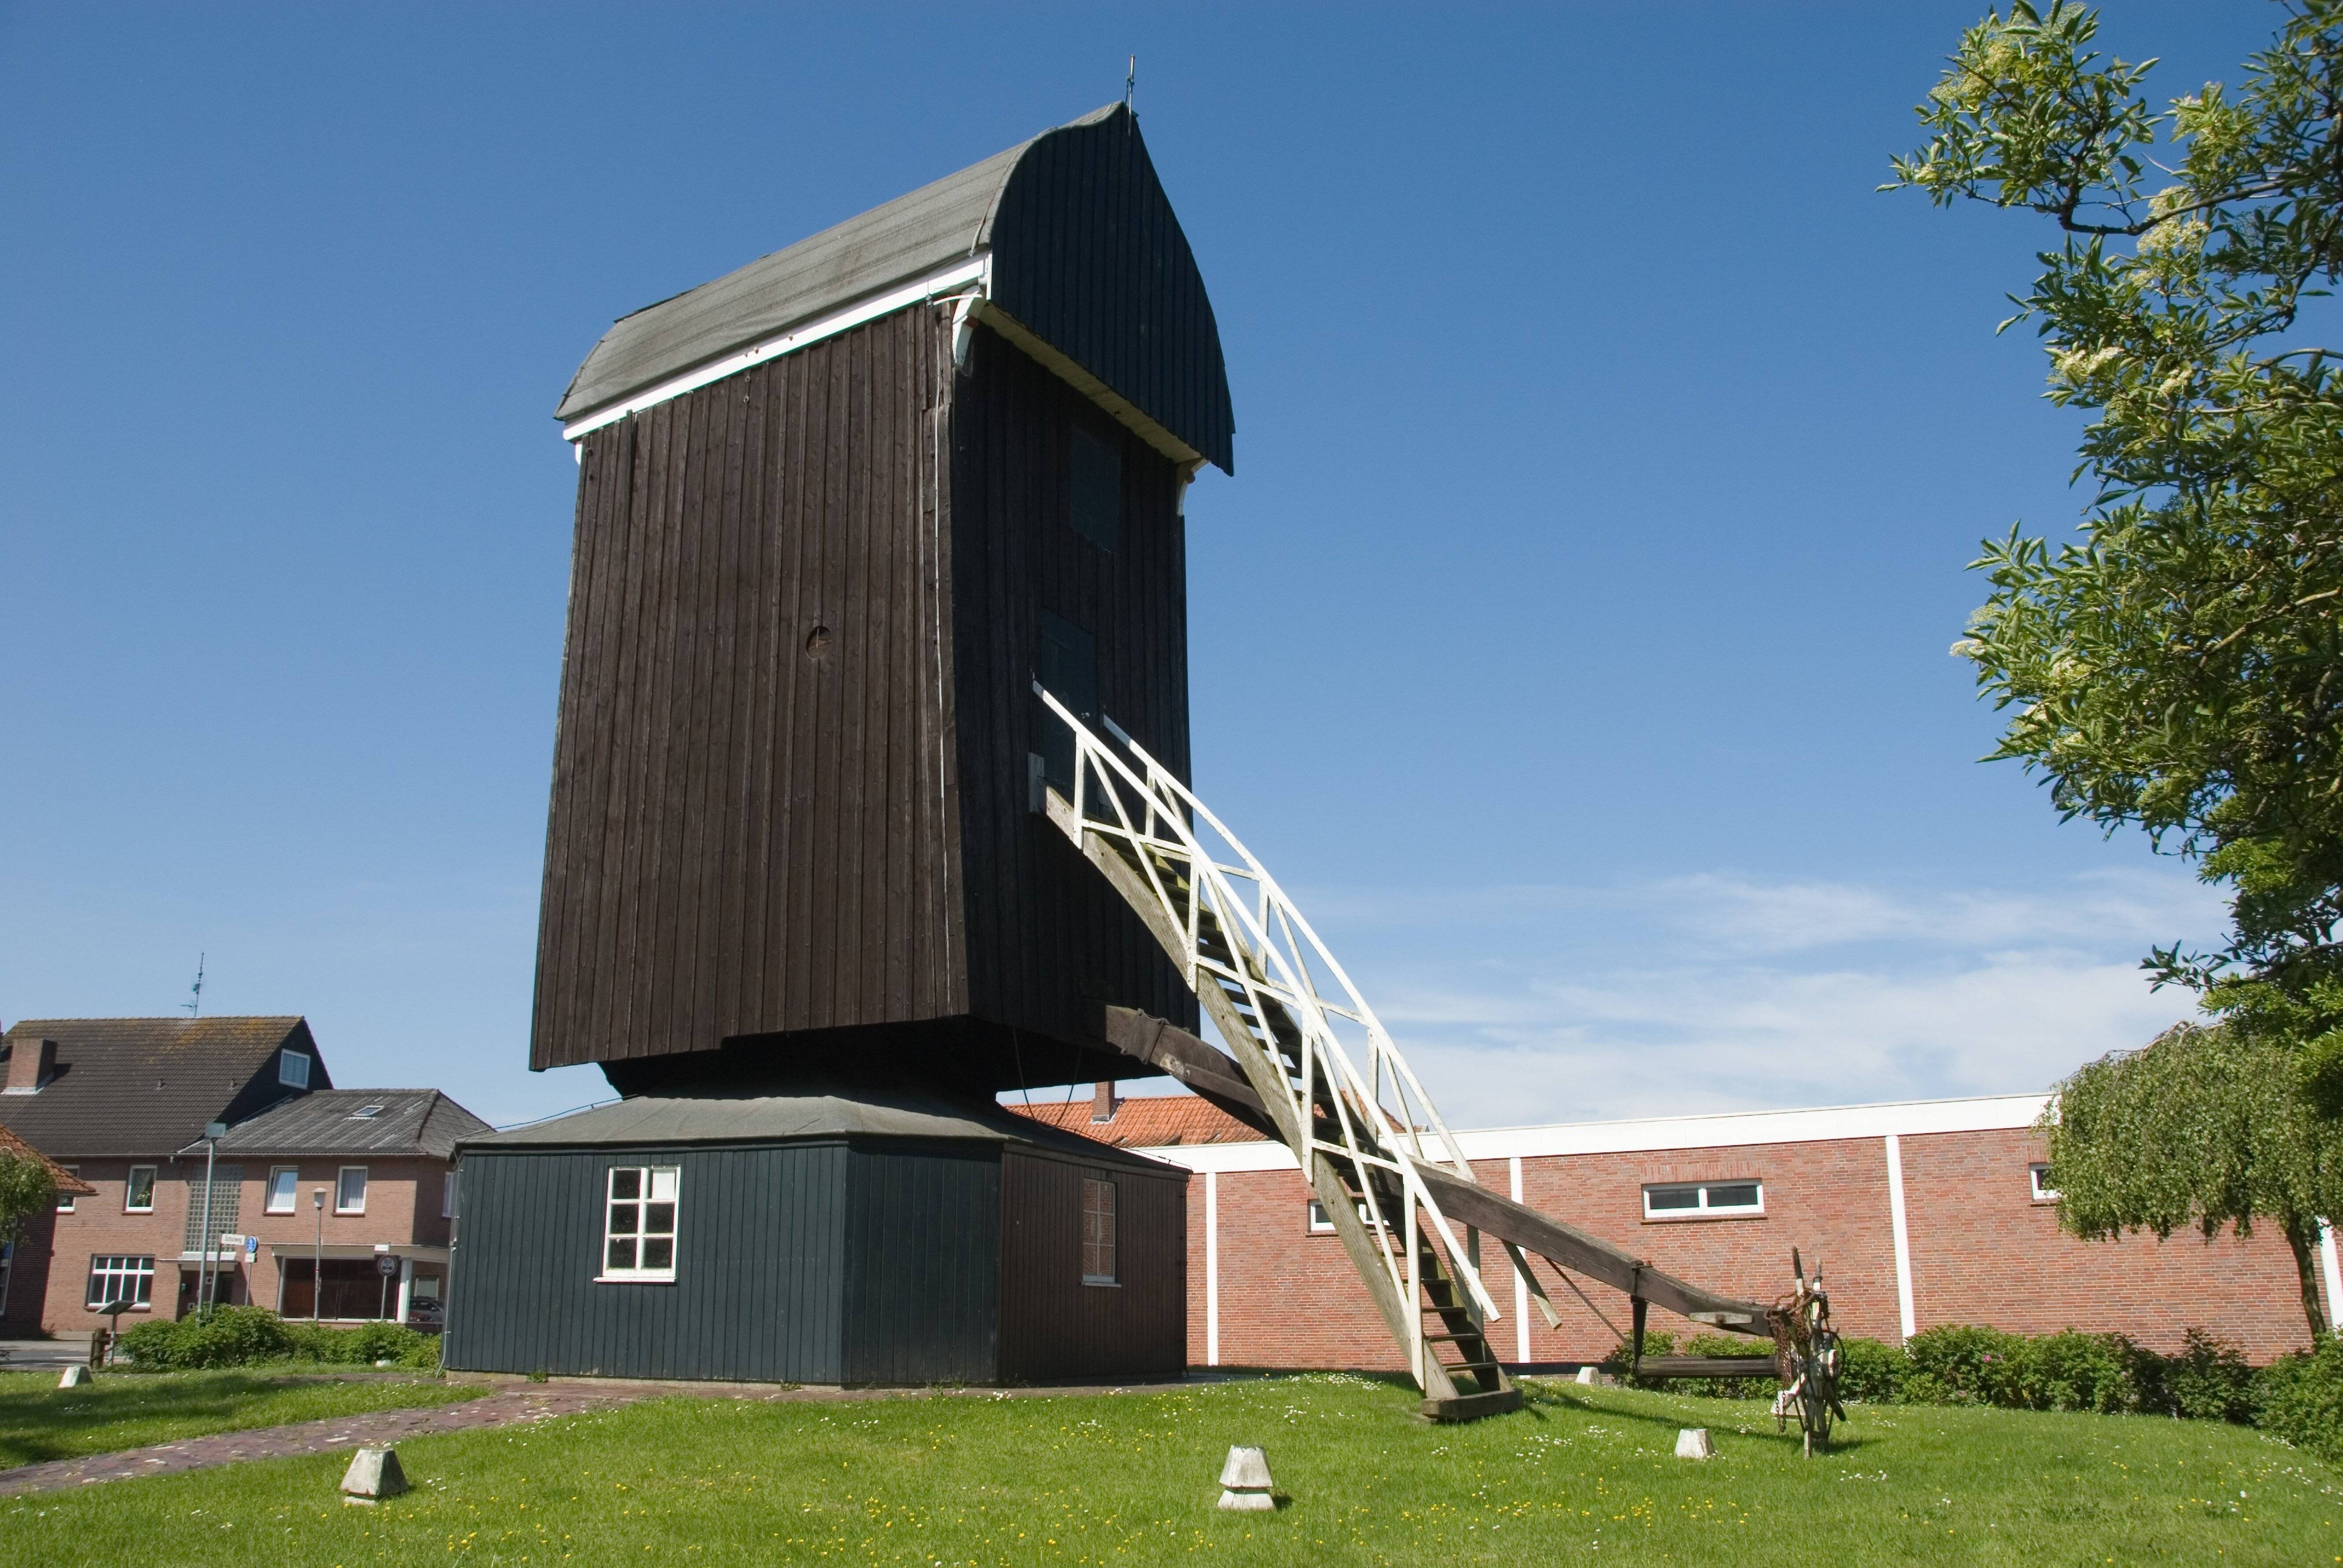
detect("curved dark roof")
(557, 103), (1234, 473)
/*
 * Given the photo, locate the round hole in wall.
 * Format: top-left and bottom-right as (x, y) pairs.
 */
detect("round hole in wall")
(804, 625), (831, 658)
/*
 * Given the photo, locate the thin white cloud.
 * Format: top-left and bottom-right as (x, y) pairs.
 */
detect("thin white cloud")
(1287, 867), (2218, 1129)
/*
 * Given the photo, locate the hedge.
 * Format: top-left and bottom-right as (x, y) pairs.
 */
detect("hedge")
(117, 1306), (441, 1371)
(1602, 1321), (2342, 1463)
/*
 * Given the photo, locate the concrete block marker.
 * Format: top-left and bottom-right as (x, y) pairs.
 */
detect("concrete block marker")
(340, 1447), (409, 1505)
(57, 1366), (90, 1389)
(1217, 1445), (1275, 1512)
(1674, 1428), (1714, 1460)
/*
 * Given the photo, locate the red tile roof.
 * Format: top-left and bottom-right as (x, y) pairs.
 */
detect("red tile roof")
(1006, 1089), (1265, 1149)
(0, 1124), (96, 1194)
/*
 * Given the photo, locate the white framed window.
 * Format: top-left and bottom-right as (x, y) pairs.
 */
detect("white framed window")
(1643, 1180), (1764, 1220)
(1082, 1177), (1117, 1285)
(85, 1255), (154, 1310)
(278, 1049), (310, 1089)
(599, 1167), (679, 1282)
(124, 1166), (156, 1213)
(1307, 1199), (1373, 1234)
(2030, 1163), (2060, 1203)
(56, 1166), (78, 1213)
(335, 1165), (368, 1215)
(265, 1166), (298, 1214)
(441, 1168), (458, 1219)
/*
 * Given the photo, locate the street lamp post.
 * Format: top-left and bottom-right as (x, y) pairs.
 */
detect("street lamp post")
(312, 1187), (327, 1323)
(197, 1122), (225, 1316)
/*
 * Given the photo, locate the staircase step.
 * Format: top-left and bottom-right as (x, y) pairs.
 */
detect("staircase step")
(1420, 1387), (1522, 1424)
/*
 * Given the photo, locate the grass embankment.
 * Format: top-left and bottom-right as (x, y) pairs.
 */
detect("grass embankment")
(1, 1372), (2337, 1564)
(0, 1369), (484, 1468)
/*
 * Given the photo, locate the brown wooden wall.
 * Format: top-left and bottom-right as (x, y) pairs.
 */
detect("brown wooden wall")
(532, 307), (964, 1070)
(948, 322), (1200, 1052)
(998, 1147), (1186, 1383)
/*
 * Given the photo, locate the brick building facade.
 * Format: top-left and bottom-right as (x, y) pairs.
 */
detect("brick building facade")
(1014, 1089), (2337, 1369)
(0, 1018), (487, 1336)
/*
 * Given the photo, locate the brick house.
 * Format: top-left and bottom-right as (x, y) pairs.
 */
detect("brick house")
(0, 1126), (94, 1320)
(0, 1018), (486, 1335)
(1014, 1087), (2342, 1369)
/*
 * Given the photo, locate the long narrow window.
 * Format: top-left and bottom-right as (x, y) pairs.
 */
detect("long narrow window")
(56, 1166), (78, 1213)
(266, 1166), (298, 1214)
(600, 1167), (679, 1282)
(1082, 1177), (1118, 1285)
(1642, 1180), (1763, 1219)
(124, 1166), (156, 1213)
(86, 1255), (155, 1310)
(336, 1166), (368, 1215)
(1069, 424), (1121, 552)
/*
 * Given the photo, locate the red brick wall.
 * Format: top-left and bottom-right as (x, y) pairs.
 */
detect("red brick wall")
(1179, 1127), (2328, 1371)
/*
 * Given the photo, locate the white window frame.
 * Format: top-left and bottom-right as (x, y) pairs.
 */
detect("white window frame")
(1642, 1179), (1764, 1220)
(441, 1168), (458, 1219)
(335, 1165), (368, 1215)
(2030, 1163), (2060, 1203)
(278, 1049), (310, 1089)
(56, 1166), (78, 1213)
(1307, 1198), (1372, 1234)
(1082, 1176), (1118, 1286)
(85, 1254), (155, 1311)
(596, 1166), (679, 1283)
(123, 1165), (156, 1214)
(265, 1166), (298, 1214)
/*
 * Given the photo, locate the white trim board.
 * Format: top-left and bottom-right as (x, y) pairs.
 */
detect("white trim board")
(1137, 1092), (2052, 1174)
(560, 256), (991, 442)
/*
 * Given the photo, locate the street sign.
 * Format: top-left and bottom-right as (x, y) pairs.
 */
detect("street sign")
(376, 1253), (399, 1277)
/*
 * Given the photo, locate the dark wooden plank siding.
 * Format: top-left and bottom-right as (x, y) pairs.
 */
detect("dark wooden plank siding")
(532, 307), (964, 1070)
(997, 1148), (1187, 1383)
(950, 324), (1199, 1055)
(441, 1144), (850, 1381)
(989, 108), (1235, 473)
(840, 1140), (1002, 1384)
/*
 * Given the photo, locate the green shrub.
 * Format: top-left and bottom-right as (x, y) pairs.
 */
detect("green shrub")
(2254, 1336), (2343, 1462)
(1902, 1323), (2027, 1406)
(1837, 1336), (1907, 1404)
(2153, 1328), (2258, 1423)
(2013, 1330), (2138, 1414)
(116, 1308), (439, 1372)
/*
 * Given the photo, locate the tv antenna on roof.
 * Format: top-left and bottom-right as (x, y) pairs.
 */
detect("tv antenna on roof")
(183, 953), (205, 1018)
(1125, 55), (1136, 112)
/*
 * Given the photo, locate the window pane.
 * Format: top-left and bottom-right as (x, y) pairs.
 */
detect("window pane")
(337, 1168), (366, 1210)
(642, 1237), (674, 1271)
(279, 1049), (309, 1089)
(1069, 425), (1121, 551)
(126, 1168), (155, 1210)
(648, 1168), (677, 1202)
(610, 1168), (641, 1201)
(1645, 1185), (1699, 1211)
(606, 1237), (637, 1272)
(644, 1202), (674, 1236)
(608, 1202), (639, 1237)
(268, 1168), (297, 1211)
(1706, 1184), (1761, 1209)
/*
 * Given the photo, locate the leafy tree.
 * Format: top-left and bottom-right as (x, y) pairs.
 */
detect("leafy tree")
(0, 1146), (58, 1246)
(2046, 1022), (2343, 1338)
(1889, 2), (2343, 1092)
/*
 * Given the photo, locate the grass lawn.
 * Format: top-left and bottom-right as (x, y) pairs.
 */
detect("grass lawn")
(0, 1368), (485, 1468)
(0, 1371), (2338, 1564)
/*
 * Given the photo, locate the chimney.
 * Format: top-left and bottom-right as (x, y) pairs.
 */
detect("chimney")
(4, 1038), (56, 1095)
(1091, 1079), (1116, 1123)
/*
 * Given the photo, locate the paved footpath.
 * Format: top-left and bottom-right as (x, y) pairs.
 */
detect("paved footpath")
(0, 1385), (636, 1499)
(0, 1372), (1226, 1500)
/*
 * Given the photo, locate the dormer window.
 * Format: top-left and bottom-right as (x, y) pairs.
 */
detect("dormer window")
(278, 1050), (310, 1089)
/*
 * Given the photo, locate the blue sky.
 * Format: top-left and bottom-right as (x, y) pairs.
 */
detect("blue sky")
(0, 3), (2272, 1127)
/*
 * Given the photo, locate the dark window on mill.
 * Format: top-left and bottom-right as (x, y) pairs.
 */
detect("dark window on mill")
(1035, 610), (1099, 797)
(1069, 424), (1121, 552)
